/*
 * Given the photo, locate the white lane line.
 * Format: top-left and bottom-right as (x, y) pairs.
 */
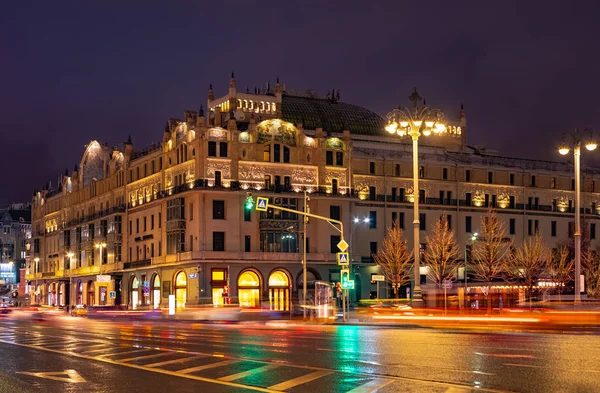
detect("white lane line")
(505, 363), (600, 373)
(145, 355), (207, 368)
(99, 349), (152, 358)
(119, 352), (173, 363)
(219, 364), (279, 382)
(445, 388), (472, 393)
(178, 359), (237, 374)
(80, 347), (119, 355)
(346, 378), (396, 393)
(268, 370), (334, 391)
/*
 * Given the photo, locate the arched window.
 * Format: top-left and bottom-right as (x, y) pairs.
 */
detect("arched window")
(174, 271), (187, 311)
(130, 276), (139, 310)
(151, 274), (161, 309)
(238, 270), (261, 308)
(268, 270), (290, 311)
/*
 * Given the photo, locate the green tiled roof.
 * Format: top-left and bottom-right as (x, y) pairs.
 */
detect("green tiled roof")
(281, 95), (386, 136)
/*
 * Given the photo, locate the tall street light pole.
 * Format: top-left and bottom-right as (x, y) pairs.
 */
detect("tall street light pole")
(385, 88), (446, 301)
(558, 129), (597, 304)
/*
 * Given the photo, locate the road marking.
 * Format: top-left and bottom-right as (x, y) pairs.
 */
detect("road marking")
(219, 364), (279, 382)
(118, 352), (172, 363)
(346, 378), (395, 393)
(504, 363), (600, 373)
(80, 347), (117, 355)
(178, 359), (238, 374)
(99, 349), (152, 358)
(145, 355), (207, 368)
(445, 389), (472, 393)
(476, 353), (535, 359)
(17, 369), (86, 383)
(268, 370), (334, 391)
(1, 339), (281, 393)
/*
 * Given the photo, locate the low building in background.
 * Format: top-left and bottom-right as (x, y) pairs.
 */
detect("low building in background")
(0, 203), (31, 304)
(27, 76), (600, 310)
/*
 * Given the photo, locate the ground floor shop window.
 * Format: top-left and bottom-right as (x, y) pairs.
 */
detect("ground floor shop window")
(76, 281), (83, 305)
(174, 271), (187, 311)
(130, 276), (139, 310)
(268, 270), (290, 311)
(87, 280), (95, 306)
(238, 270), (261, 308)
(152, 274), (161, 309)
(211, 269), (227, 306)
(99, 286), (107, 305)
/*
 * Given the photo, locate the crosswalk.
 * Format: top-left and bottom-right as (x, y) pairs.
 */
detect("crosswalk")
(0, 330), (399, 392)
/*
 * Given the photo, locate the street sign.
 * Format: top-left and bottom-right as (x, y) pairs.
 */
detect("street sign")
(372, 275), (385, 282)
(442, 280), (453, 289)
(256, 197), (269, 212)
(337, 239), (349, 252)
(109, 291), (116, 299)
(188, 273), (198, 279)
(336, 252), (349, 266)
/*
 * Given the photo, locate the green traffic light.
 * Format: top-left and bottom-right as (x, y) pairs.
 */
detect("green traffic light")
(245, 197), (254, 210)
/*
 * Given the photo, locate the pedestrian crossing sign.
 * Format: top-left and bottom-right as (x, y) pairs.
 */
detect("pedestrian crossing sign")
(256, 197), (269, 211)
(337, 252), (349, 266)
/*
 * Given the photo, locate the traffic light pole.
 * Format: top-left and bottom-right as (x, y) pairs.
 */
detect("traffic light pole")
(258, 200), (347, 321)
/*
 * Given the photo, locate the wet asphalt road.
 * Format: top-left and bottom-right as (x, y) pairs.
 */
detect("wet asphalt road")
(0, 315), (599, 393)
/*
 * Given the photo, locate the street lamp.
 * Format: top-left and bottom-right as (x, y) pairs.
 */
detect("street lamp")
(558, 128), (597, 304)
(463, 232), (478, 308)
(385, 88), (446, 301)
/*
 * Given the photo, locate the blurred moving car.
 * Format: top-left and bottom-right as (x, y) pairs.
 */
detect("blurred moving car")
(72, 305), (88, 317)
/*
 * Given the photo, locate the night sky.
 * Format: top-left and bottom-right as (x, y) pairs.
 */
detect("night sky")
(2, 1), (600, 206)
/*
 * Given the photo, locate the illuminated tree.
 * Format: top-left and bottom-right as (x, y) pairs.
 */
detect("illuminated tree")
(372, 223), (412, 298)
(472, 209), (511, 313)
(505, 232), (552, 308)
(547, 245), (574, 302)
(424, 216), (460, 288)
(582, 249), (600, 299)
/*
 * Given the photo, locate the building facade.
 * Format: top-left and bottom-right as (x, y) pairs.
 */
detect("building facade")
(0, 204), (31, 300)
(27, 76), (600, 309)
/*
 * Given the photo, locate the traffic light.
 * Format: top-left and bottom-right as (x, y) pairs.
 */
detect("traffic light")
(341, 268), (354, 289)
(244, 192), (254, 210)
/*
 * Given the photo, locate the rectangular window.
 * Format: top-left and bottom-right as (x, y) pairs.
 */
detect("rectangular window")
(208, 141), (217, 157)
(419, 166), (424, 178)
(510, 195), (515, 208)
(151, 214), (154, 230)
(369, 242), (377, 259)
(535, 220), (539, 233)
(330, 235), (341, 253)
(151, 243), (155, 257)
(528, 219), (533, 236)
(510, 218), (516, 235)
(213, 200), (225, 219)
(392, 212), (397, 226)
(189, 235), (193, 252)
(335, 151), (343, 166)
(491, 194), (497, 208)
(215, 171), (222, 187)
(330, 206), (341, 221)
(136, 219), (139, 234)
(466, 216), (472, 233)
(488, 171), (493, 184)
(263, 145), (271, 162)
(369, 161), (375, 174)
(466, 170), (471, 182)
(129, 220), (132, 235)
(326, 151), (333, 166)
(551, 221), (557, 237)
(213, 232), (225, 251)
(399, 188), (405, 202)
(219, 142), (228, 158)
(245, 235), (251, 252)
(89, 223), (95, 240)
(158, 212), (162, 228)
(391, 188), (397, 202)
(442, 167), (448, 180)
(158, 240), (162, 256)
(592, 223), (597, 240)
(369, 211), (377, 228)
(283, 146), (290, 163)
(510, 173), (515, 185)
(419, 189), (425, 204)
(531, 175), (536, 187)
(369, 186), (376, 200)
(439, 190), (445, 205)
(447, 191), (452, 205)
(143, 217), (147, 232)
(399, 212), (405, 229)
(273, 143), (281, 162)
(466, 192), (472, 205)
(569, 222), (574, 237)
(446, 215), (452, 231)
(419, 213), (426, 231)
(571, 179), (575, 190)
(159, 157), (163, 170)
(551, 177), (556, 189)
(395, 164), (400, 177)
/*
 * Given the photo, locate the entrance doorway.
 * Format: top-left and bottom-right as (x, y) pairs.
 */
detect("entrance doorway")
(174, 271), (187, 310)
(268, 270), (290, 311)
(86, 281), (95, 306)
(151, 274), (161, 309)
(130, 276), (139, 310)
(238, 270), (261, 307)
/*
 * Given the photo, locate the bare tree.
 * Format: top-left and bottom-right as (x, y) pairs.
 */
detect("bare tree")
(505, 233), (552, 308)
(372, 223), (412, 298)
(582, 249), (600, 299)
(547, 245), (574, 302)
(424, 216), (460, 288)
(472, 209), (511, 313)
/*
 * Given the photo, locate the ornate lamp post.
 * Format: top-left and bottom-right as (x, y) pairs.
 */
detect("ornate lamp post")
(558, 128), (597, 304)
(385, 88), (446, 301)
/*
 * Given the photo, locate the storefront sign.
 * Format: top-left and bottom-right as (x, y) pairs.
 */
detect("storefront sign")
(96, 275), (111, 283)
(188, 273), (198, 279)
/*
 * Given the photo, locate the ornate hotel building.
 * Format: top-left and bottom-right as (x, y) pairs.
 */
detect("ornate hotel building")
(27, 75), (600, 309)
